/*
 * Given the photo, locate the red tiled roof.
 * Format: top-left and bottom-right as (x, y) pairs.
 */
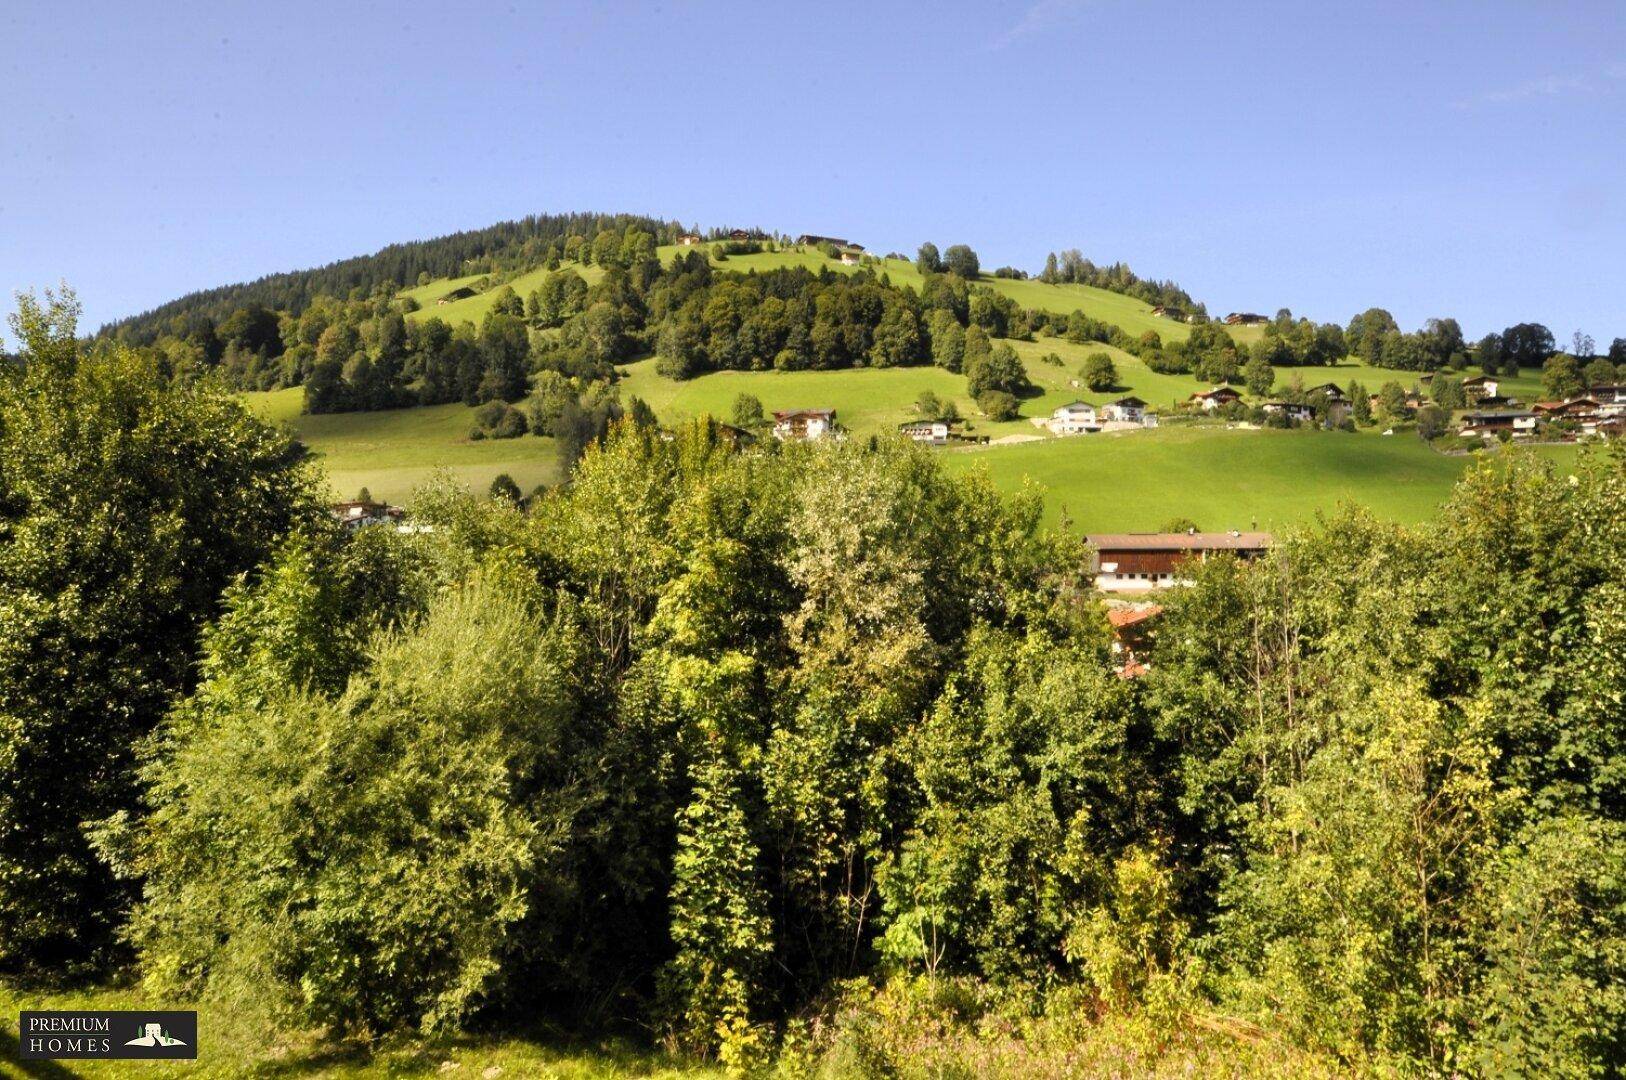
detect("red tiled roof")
(1107, 604), (1164, 629)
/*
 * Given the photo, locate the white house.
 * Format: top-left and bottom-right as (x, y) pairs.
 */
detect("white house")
(1260, 400), (1314, 423)
(1101, 395), (1148, 423)
(839, 249), (863, 265)
(1463, 375), (1499, 400)
(1048, 401), (1101, 435)
(899, 419), (950, 445)
(773, 409), (837, 441)
(1189, 386), (1243, 411)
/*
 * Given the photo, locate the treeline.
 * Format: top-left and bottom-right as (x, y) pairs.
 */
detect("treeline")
(3, 296), (1621, 1075)
(1037, 247), (1201, 312)
(97, 211), (680, 342)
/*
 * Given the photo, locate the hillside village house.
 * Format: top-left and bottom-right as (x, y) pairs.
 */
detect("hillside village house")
(1592, 385), (1626, 415)
(772, 408), (837, 441)
(839, 249), (863, 265)
(331, 500), (405, 532)
(1463, 375), (1499, 401)
(1261, 400), (1314, 423)
(1224, 312), (1268, 325)
(677, 233), (702, 245)
(1459, 410), (1537, 439)
(1105, 603), (1163, 678)
(1101, 395), (1150, 423)
(1189, 386), (1243, 411)
(796, 234), (858, 249)
(1087, 531), (1273, 592)
(899, 418), (951, 445)
(1048, 401), (1101, 435)
(1307, 383), (1348, 403)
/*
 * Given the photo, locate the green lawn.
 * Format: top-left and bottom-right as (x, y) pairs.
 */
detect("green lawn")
(941, 426), (1582, 531)
(0, 982), (714, 1078)
(244, 387), (559, 503)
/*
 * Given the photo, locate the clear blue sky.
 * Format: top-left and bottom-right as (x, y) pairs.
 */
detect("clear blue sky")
(3, 1), (1623, 343)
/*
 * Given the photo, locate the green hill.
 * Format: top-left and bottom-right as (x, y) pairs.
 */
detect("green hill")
(402, 240), (1257, 346)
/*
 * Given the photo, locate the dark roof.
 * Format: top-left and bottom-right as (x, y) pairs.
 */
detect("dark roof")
(1190, 386), (1242, 400)
(1462, 375), (1496, 385)
(1109, 396), (1147, 407)
(773, 409), (835, 421)
(1087, 531), (1274, 552)
(1459, 410), (1535, 421)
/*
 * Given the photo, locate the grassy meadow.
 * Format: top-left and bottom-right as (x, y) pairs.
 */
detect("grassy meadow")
(245, 387), (559, 503)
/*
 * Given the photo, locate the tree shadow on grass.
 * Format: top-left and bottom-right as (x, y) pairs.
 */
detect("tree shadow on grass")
(1, 1026), (82, 1078)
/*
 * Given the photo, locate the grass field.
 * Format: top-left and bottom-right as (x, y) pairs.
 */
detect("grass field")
(0, 982), (714, 1079)
(245, 387), (559, 503)
(941, 426), (1581, 531)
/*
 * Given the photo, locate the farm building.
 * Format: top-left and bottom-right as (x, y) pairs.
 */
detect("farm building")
(1224, 312), (1268, 325)
(899, 419), (952, 445)
(1086, 531), (1273, 593)
(1307, 383), (1348, 403)
(1189, 386), (1243, 410)
(1462, 375), (1499, 400)
(677, 233), (702, 246)
(772, 408), (838, 441)
(839, 249), (863, 265)
(1048, 401), (1101, 436)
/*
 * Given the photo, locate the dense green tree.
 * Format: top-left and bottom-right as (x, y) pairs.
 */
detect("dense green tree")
(1501, 322), (1555, 370)
(1542, 353), (1585, 400)
(1081, 351), (1118, 392)
(1243, 352), (1276, 396)
(0, 289), (318, 973)
(731, 392), (765, 429)
(1582, 357), (1616, 390)
(927, 309), (965, 372)
(915, 242), (942, 275)
(942, 244), (980, 279)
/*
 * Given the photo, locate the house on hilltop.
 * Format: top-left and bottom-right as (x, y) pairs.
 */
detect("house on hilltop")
(1087, 531), (1273, 592)
(1224, 312), (1268, 325)
(796, 234), (863, 251)
(677, 233), (702, 246)
(773, 409), (838, 441)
